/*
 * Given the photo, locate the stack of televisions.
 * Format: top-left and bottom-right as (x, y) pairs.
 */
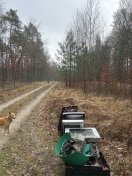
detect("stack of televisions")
(56, 105), (110, 176)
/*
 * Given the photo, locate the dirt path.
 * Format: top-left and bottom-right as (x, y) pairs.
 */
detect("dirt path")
(0, 85), (44, 112)
(0, 84), (55, 149)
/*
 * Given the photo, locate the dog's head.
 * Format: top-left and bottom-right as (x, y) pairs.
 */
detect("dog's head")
(8, 112), (16, 121)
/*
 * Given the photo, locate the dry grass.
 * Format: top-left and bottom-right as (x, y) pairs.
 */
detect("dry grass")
(0, 83), (131, 176)
(0, 82), (47, 104)
(0, 85), (51, 117)
(47, 83), (132, 176)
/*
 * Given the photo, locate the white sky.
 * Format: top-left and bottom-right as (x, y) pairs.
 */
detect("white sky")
(3, 0), (119, 59)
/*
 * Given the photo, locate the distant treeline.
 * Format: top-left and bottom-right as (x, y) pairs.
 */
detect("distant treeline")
(57, 0), (132, 99)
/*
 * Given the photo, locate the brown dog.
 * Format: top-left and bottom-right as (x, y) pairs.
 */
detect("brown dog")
(0, 112), (16, 135)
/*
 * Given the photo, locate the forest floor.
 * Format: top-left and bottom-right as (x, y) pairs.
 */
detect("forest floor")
(0, 83), (131, 176)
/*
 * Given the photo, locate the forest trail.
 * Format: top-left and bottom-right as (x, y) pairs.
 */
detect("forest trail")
(0, 86), (44, 112)
(0, 84), (55, 149)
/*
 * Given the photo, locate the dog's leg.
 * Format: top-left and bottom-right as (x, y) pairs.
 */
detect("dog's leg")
(7, 127), (9, 134)
(4, 126), (9, 135)
(4, 127), (7, 135)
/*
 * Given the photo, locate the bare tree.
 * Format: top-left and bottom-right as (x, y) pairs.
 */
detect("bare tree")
(71, 0), (102, 92)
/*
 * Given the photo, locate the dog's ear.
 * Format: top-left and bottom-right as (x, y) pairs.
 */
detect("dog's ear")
(9, 112), (11, 115)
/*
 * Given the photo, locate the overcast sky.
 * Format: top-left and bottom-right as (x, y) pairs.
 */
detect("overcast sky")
(3, 0), (119, 59)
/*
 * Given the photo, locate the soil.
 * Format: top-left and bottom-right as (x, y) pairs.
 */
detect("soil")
(0, 84), (55, 149)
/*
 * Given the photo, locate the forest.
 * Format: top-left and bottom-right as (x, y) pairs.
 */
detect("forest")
(57, 0), (132, 99)
(0, 0), (132, 100)
(0, 1), (131, 175)
(0, 3), (57, 90)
